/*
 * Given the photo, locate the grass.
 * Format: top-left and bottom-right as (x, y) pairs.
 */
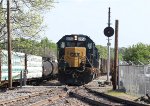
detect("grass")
(106, 90), (139, 100)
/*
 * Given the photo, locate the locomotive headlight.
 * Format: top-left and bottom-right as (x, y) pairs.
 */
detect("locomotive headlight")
(74, 35), (77, 40)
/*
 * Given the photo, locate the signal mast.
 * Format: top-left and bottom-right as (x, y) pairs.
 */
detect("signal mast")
(104, 7), (114, 83)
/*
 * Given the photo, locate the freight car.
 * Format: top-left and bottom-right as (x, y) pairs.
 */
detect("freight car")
(0, 50), (58, 87)
(57, 34), (100, 85)
(42, 57), (58, 79)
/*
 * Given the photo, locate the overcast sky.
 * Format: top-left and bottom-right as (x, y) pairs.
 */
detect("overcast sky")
(44, 0), (150, 47)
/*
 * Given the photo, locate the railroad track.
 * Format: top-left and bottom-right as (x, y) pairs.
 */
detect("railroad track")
(83, 86), (150, 106)
(54, 85), (149, 106)
(0, 89), (54, 106)
(68, 86), (123, 106)
(29, 92), (68, 106)
(0, 86), (78, 106)
(1, 85), (150, 106)
(0, 80), (149, 106)
(28, 86), (82, 106)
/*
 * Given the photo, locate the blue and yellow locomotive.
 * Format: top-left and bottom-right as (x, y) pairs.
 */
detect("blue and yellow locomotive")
(57, 34), (100, 85)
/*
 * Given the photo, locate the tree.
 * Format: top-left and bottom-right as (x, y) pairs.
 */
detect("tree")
(96, 45), (107, 59)
(118, 47), (126, 61)
(0, 0), (54, 48)
(12, 37), (57, 58)
(123, 43), (150, 65)
(40, 37), (57, 57)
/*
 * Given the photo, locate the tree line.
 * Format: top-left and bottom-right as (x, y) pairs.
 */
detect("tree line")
(0, 37), (57, 58)
(97, 43), (150, 65)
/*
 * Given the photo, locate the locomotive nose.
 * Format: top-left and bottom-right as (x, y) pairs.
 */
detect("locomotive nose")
(64, 47), (86, 67)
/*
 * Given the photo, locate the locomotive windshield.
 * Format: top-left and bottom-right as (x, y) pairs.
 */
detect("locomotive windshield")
(66, 42), (76, 47)
(66, 42), (85, 47)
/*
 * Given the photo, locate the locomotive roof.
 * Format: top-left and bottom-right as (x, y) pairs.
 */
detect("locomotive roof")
(57, 34), (94, 44)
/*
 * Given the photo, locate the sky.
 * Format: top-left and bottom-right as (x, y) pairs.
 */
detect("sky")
(43, 0), (150, 47)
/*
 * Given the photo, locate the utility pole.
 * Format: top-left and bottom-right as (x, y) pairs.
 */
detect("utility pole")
(113, 20), (119, 90)
(7, 0), (12, 88)
(104, 7), (114, 84)
(0, 50), (1, 84)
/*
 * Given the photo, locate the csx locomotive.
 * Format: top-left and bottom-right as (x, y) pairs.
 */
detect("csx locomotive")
(57, 34), (100, 85)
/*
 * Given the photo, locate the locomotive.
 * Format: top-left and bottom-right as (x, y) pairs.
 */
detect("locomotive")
(57, 34), (100, 85)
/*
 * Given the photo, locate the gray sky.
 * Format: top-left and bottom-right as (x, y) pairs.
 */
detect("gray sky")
(44, 0), (150, 47)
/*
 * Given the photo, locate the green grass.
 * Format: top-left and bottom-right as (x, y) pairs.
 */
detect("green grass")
(106, 90), (139, 100)
(107, 90), (125, 96)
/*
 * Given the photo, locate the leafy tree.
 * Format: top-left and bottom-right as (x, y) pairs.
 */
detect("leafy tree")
(0, 0), (54, 48)
(123, 43), (150, 65)
(40, 37), (57, 57)
(96, 45), (107, 59)
(118, 47), (126, 61)
(12, 37), (57, 58)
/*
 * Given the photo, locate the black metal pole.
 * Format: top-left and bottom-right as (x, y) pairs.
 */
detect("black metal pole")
(20, 71), (22, 88)
(7, 0), (12, 88)
(24, 54), (27, 86)
(25, 54), (27, 71)
(108, 7), (111, 27)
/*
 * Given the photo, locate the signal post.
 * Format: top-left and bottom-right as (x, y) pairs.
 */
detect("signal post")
(104, 7), (114, 85)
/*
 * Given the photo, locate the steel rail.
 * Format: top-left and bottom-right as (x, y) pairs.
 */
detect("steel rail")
(84, 87), (150, 106)
(0, 89), (53, 106)
(69, 91), (114, 106)
(29, 92), (68, 106)
(28, 86), (80, 106)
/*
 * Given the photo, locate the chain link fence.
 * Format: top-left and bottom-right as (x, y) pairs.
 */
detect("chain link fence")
(119, 64), (150, 96)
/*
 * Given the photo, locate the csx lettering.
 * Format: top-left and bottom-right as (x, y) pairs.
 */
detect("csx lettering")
(70, 52), (80, 57)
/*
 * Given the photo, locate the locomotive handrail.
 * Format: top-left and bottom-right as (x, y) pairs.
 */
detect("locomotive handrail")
(86, 56), (93, 68)
(58, 56), (64, 61)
